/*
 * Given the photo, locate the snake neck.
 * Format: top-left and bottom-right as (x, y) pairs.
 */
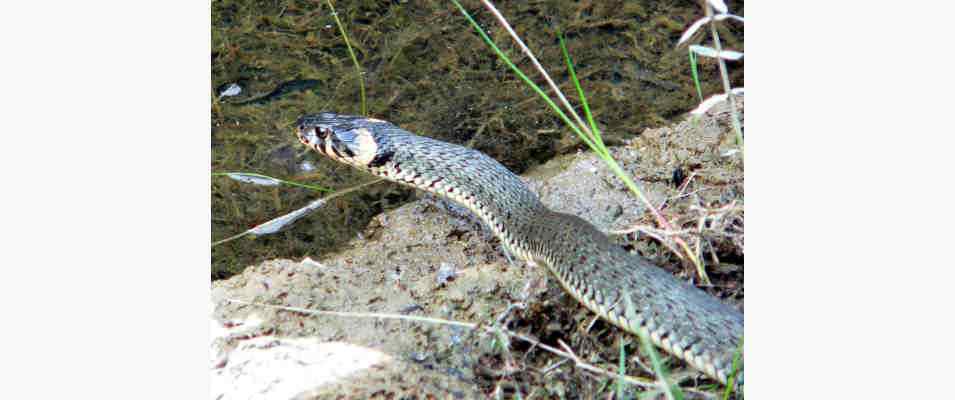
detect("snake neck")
(364, 127), (547, 260)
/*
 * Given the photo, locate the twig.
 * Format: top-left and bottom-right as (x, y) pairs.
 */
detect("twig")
(610, 225), (693, 237)
(703, 2), (743, 155)
(323, 0), (366, 116)
(540, 359), (569, 375)
(212, 178), (383, 246)
(478, 0), (593, 141)
(224, 299), (659, 389)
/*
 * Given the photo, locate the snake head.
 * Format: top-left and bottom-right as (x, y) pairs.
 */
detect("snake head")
(295, 113), (384, 167)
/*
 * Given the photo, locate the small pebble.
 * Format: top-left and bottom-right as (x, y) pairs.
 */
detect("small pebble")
(300, 160), (315, 172)
(300, 257), (323, 268)
(436, 263), (457, 285)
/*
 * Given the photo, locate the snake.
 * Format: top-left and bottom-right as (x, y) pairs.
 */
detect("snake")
(294, 112), (743, 387)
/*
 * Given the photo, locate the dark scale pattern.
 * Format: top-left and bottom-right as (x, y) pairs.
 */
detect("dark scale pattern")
(296, 113), (743, 386)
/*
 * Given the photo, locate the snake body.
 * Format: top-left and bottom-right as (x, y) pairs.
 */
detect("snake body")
(295, 113), (743, 386)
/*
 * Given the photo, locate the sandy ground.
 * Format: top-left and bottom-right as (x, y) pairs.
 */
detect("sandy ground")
(211, 98), (744, 399)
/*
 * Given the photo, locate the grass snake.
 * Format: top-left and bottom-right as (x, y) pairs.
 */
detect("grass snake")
(295, 112), (743, 387)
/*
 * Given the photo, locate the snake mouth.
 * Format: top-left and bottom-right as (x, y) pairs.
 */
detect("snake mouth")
(295, 123), (329, 155)
(295, 117), (346, 160)
(296, 114), (380, 166)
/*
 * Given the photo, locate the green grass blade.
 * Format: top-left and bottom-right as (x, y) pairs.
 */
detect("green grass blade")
(688, 49), (703, 102)
(637, 334), (683, 400)
(722, 337), (744, 400)
(324, 0), (366, 116)
(624, 292), (684, 400)
(617, 339), (627, 399)
(449, 0), (597, 151)
(558, 32), (605, 150)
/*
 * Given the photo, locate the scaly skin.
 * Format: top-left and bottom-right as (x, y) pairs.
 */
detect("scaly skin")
(295, 112), (743, 386)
